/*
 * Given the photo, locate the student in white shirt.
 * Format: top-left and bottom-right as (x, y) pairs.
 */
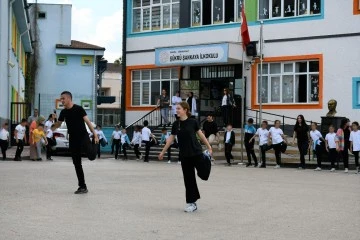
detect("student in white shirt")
(269, 120), (286, 169)
(141, 120), (156, 162)
(223, 124), (235, 166)
(171, 91), (182, 119)
(349, 121), (360, 173)
(46, 124), (56, 160)
(14, 119), (28, 161)
(0, 123), (10, 160)
(131, 125), (143, 160)
(111, 126), (122, 159)
(121, 129), (131, 160)
(249, 121), (269, 168)
(160, 127), (176, 163)
(44, 114), (55, 132)
(325, 125), (337, 172)
(309, 122), (325, 171)
(95, 125), (108, 159)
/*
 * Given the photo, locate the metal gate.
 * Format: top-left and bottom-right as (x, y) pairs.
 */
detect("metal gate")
(10, 102), (31, 146)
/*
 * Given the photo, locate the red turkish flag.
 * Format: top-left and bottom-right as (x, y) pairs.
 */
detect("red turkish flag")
(241, 7), (250, 50)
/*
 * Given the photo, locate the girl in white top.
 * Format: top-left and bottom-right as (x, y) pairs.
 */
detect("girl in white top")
(309, 122), (325, 171)
(131, 125), (143, 160)
(249, 121), (269, 168)
(44, 114), (55, 132)
(269, 120), (286, 169)
(171, 91), (182, 118)
(325, 125), (337, 172)
(349, 121), (360, 173)
(0, 123), (10, 160)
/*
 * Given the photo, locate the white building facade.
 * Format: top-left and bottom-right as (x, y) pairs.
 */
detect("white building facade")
(29, 3), (105, 121)
(124, 0), (360, 126)
(0, 0), (32, 124)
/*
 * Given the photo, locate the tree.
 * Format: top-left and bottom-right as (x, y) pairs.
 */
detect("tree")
(114, 57), (122, 65)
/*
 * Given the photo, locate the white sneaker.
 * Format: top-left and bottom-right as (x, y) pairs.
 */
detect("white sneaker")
(139, 154), (143, 160)
(184, 203), (197, 213)
(344, 168), (349, 173)
(178, 161), (181, 164)
(136, 158), (140, 161)
(274, 165), (280, 169)
(330, 168), (336, 172)
(167, 160), (171, 164)
(314, 167), (322, 171)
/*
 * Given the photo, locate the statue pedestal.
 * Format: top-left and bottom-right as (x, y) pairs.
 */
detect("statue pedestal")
(320, 116), (346, 136)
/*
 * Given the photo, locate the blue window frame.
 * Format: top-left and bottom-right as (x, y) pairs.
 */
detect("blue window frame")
(353, 77), (360, 109)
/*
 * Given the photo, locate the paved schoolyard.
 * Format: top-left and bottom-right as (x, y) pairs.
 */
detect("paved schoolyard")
(0, 158), (359, 240)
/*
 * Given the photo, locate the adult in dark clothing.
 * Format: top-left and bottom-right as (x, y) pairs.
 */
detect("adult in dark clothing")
(221, 88), (235, 127)
(292, 115), (310, 169)
(54, 91), (99, 194)
(186, 92), (197, 117)
(159, 101), (212, 213)
(157, 89), (170, 126)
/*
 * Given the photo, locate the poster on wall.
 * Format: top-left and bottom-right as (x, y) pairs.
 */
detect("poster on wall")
(310, 75), (319, 102)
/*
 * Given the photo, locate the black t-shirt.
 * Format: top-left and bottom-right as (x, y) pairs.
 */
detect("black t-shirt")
(171, 118), (203, 157)
(58, 104), (88, 144)
(203, 121), (218, 138)
(294, 124), (309, 142)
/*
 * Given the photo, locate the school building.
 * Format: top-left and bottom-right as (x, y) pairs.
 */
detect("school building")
(123, 0), (360, 127)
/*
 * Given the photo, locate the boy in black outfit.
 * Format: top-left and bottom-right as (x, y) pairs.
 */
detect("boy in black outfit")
(224, 124), (235, 166)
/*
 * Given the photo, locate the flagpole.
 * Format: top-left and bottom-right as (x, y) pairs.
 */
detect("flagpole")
(240, 49), (245, 164)
(259, 21), (264, 125)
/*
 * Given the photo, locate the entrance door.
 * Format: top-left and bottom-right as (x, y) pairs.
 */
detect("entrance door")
(179, 79), (200, 118)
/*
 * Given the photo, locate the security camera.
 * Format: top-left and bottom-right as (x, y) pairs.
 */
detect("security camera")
(8, 61), (15, 68)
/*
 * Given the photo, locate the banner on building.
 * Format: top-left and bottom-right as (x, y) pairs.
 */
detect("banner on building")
(155, 43), (229, 66)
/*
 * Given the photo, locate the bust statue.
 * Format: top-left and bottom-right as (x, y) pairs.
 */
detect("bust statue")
(326, 99), (337, 117)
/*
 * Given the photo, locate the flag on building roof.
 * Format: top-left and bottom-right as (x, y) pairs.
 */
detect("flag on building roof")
(241, 7), (250, 50)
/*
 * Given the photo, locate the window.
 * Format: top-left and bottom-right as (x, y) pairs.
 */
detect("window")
(132, 0), (180, 32)
(353, 77), (360, 109)
(191, 0), (243, 27)
(132, 68), (179, 106)
(37, 12), (46, 19)
(97, 109), (121, 127)
(257, 60), (320, 104)
(258, 0), (321, 20)
(81, 56), (93, 66)
(56, 55), (67, 65)
(100, 88), (110, 96)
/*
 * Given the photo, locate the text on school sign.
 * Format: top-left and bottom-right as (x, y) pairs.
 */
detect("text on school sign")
(155, 44), (229, 66)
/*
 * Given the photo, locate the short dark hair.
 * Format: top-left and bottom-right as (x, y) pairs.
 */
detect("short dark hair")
(247, 118), (254, 124)
(329, 124), (335, 128)
(21, 118), (27, 123)
(38, 123), (44, 127)
(97, 125), (102, 128)
(312, 122), (318, 126)
(4, 122), (8, 126)
(262, 121), (268, 125)
(226, 123), (233, 127)
(144, 120), (149, 126)
(61, 91), (72, 99)
(162, 127), (167, 131)
(274, 120), (281, 124)
(51, 124), (56, 128)
(352, 121), (359, 127)
(208, 114), (214, 118)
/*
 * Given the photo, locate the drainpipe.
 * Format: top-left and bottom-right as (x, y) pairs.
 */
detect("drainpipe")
(8, 0), (16, 120)
(120, 0), (127, 126)
(18, 28), (30, 102)
(93, 50), (97, 123)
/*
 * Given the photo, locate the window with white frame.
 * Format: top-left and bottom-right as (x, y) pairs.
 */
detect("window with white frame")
(191, 0), (244, 27)
(132, 68), (179, 106)
(132, 0), (179, 32)
(258, 0), (321, 20)
(97, 109), (121, 127)
(257, 60), (320, 104)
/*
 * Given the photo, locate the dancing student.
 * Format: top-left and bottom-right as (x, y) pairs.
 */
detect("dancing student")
(249, 121), (269, 168)
(171, 91), (182, 119)
(160, 127), (176, 164)
(292, 115), (310, 169)
(131, 125), (143, 161)
(32, 123), (48, 161)
(224, 123), (235, 166)
(336, 118), (351, 173)
(159, 102), (212, 213)
(14, 119), (27, 161)
(0, 123), (10, 160)
(309, 122), (325, 171)
(244, 118), (258, 167)
(269, 120), (287, 169)
(46, 124), (57, 160)
(325, 125), (337, 172)
(111, 126), (121, 159)
(120, 128), (131, 160)
(95, 125), (107, 159)
(141, 120), (156, 162)
(349, 121), (360, 174)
